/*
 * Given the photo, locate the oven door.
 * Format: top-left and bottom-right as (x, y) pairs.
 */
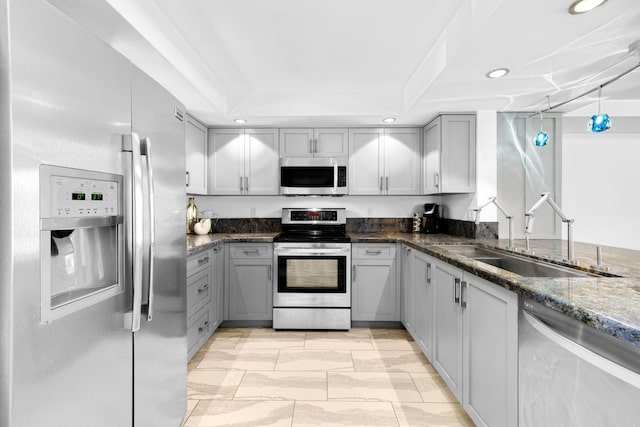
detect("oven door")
(273, 243), (351, 307)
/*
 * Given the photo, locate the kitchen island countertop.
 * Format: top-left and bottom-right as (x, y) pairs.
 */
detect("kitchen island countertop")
(187, 232), (640, 349)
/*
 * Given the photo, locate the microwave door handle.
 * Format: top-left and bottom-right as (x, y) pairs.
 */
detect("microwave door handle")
(334, 163), (338, 193)
(141, 137), (155, 322)
(122, 133), (144, 332)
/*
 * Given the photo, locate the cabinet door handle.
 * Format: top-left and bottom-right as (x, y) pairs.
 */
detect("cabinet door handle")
(365, 249), (382, 255)
(197, 256), (210, 265)
(245, 176), (249, 194)
(240, 176), (244, 191)
(386, 176), (389, 191)
(426, 263), (431, 284)
(435, 172), (440, 188)
(186, 171), (190, 187)
(268, 265), (272, 281)
(461, 281), (468, 308)
(198, 321), (210, 333)
(454, 278), (461, 304)
(198, 284), (210, 294)
(352, 265), (356, 281)
(243, 249), (260, 255)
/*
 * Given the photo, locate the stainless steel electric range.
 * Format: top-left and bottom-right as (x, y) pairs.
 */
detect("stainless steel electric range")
(273, 208), (351, 330)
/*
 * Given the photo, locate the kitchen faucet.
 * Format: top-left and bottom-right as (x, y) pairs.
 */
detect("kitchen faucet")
(524, 192), (576, 263)
(474, 197), (514, 250)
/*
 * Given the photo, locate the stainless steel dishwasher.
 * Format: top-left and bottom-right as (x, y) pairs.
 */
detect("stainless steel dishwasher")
(519, 297), (640, 426)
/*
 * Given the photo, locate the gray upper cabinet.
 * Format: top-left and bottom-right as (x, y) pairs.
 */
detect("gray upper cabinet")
(185, 115), (208, 195)
(423, 114), (476, 194)
(349, 128), (421, 195)
(209, 128), (279, 195)
(279, 128), (348, 157)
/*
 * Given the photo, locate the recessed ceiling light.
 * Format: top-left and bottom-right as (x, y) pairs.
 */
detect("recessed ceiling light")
(382, 117), (396, 123)
(234, 119), (247, 124)
(568, 0), (607, 14)
(485, 68), (510, 79)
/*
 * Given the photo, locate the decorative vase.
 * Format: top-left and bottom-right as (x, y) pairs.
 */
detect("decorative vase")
(186, 197), (198, 234)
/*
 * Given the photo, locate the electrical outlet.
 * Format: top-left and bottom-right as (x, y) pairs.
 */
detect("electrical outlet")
(367, 208), (373, 217)
(250, 207), (257, 218)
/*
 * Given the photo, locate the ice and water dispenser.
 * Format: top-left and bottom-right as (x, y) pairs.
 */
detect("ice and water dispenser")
(40, 165), (123, 322)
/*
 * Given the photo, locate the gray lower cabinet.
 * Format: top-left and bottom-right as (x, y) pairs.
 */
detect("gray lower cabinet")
(400, 245), (415, 332)
(432, 259), (464, 400)
(186, 249), (214, 360)
(402, 248), (518, 427)
(351, 243), (398, 321)
(463, 274), (518, 427)
(209, 244), (225, 330)
(226, 243), (273, 321)
(412, 249), (434, 361)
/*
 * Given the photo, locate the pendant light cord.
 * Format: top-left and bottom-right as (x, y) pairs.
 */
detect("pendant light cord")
(597, 85), (602, 115)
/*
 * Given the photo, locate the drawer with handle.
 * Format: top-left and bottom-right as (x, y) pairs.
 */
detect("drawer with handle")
(229, 244), (272, 258)
(187, 249), (212, 276)
(352, 243), (396, 259)
(187, 268), (212, 318)
(187, 305), (211, 356)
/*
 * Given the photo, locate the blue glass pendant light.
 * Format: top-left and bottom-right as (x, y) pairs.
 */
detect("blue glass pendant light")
(535, 96), (549, 147)
(534, 128), (549, 146)
(589, 86), (611, 133)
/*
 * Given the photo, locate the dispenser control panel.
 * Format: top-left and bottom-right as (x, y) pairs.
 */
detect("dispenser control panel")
(41, 166), (121, 218)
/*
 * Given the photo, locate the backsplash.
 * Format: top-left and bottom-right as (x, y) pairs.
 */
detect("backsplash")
(210, 216), (498, 239)
(440, 218), (498, 240)
(212, 218), (282, 233)
(346, 218), (413, 233)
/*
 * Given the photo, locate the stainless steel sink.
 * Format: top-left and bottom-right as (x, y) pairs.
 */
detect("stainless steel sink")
(437, 245), (595, 278)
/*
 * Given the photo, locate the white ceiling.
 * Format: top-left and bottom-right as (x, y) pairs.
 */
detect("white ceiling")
(51, 0), (640, 126)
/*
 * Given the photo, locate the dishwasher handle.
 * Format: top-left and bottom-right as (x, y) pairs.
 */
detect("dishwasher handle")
(522, 309), (640, 389)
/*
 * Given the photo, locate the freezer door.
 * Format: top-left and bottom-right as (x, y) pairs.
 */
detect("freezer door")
(7, 0), (132, 425)
(131, 66), (187, 427)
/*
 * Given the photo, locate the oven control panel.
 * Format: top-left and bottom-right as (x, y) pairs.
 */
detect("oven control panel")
(283, 208), (346, 224)
(291, 210), (337, 222)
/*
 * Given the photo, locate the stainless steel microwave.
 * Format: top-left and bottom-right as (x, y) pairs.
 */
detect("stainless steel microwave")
(280, 157), (348, 196)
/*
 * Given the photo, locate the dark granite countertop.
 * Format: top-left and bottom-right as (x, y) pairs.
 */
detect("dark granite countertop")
(187, 232), (640, 349)
(352, 232), (640, 349)
(187, 232), (279, 255)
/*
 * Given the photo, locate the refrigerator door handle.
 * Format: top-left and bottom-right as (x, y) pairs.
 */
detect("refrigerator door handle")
(141, 137), (156, 322)
(123, 133), (144, 332)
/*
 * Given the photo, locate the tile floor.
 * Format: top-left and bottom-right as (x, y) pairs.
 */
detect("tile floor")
(183, 327), (475, 426)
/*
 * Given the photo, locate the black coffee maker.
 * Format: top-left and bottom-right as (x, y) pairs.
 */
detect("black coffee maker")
(421, 203), (440, 234)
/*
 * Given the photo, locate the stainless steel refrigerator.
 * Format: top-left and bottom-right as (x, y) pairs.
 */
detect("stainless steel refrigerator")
(0, 0), (187, 425)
